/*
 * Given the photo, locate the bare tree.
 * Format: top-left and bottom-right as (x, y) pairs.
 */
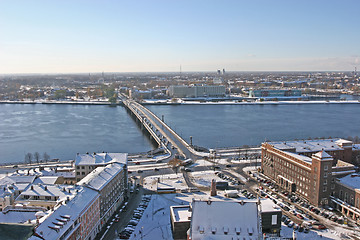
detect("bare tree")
(34, 152), (40, 163)
(25, 153), (33, 164)
(43, 152), (50, 163)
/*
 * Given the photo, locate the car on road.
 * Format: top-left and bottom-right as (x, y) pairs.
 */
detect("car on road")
(154, 168), (160, 171)
(312, 223), (326, 230)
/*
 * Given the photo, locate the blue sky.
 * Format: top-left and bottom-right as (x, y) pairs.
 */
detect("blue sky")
(0, 0), (359, 73)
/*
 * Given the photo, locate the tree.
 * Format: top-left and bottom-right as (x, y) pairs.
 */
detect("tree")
(43, 152), (50, 163)
(168, 158), (182, 174)
(25, 153), (33, 164)
(34, 152), (40, 163)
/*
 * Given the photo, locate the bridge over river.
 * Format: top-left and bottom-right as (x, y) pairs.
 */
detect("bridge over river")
(121, 96), (208, 161)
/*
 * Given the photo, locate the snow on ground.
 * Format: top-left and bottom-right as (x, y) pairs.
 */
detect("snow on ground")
(190, 158), (228, 168)
(120, 174), (351, 240)
(120, 192), (347, 240)
(190, 170), (222, 187)
(143, 173), (188, 191)
(224, 169), (248, 183)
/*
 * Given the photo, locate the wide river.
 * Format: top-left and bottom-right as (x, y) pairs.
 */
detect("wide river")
(0, 103), (359, 164)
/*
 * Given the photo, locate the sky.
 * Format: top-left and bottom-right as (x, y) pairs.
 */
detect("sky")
(0, 0), (360, 74)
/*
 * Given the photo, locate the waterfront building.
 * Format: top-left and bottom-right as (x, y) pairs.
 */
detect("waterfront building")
(74, 152), (127, 181)
(29, 186), (100, 240)
(249, 89), (302, 98)
(77, 161), (127, 227)
(261, 139), (356, 206)
(168, 85), (226, 98)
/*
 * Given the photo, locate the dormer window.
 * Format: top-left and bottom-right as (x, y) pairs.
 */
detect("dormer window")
(211, 227), (216, 234)
(223, 226), (229, 235)
(199, 226), (204, 234)
(235, 227), (241, 235)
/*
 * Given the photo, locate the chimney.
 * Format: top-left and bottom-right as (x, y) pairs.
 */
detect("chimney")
(44, 186), (48, 191)
(210, 179), (217, 196)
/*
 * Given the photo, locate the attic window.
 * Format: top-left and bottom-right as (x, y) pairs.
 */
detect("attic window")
(211, 227), (216, 234)
(223, 226), (229, 235)
(235, 227), (241, 235)
(248, 227), (254, 236)
(199, 226), (204, 234)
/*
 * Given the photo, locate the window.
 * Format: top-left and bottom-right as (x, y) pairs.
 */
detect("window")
(324, 172), (327, 178)
(324, 165), (328, 171)
(323, 179), (327, 185)
(323, 186), (327, 192)
(82, 172), (85, 175)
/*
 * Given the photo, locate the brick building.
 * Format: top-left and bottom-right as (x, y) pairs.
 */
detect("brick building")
(261, 139), (356, 207)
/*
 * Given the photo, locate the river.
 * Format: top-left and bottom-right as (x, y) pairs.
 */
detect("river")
(0, 103), (359, 164)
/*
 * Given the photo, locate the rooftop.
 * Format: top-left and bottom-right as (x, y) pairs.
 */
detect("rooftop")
(77, 162), (125, 191)
(338, 174), (360, 190)
(75, 152), (127, 166)
(190, 200), (260, 239)
(170, 205), (191, 222)
(29, 186), (99, 240)
(269, 138), (346, 153)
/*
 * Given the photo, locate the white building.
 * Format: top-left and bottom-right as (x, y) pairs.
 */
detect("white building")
(168, 85), (226, 98)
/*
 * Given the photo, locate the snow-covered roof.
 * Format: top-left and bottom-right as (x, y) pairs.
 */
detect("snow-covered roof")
(170, 205), (191, 222)
(261, 199), (282, 213)
(75, 153), (127, 166)
(33, 176), (61, 185)
(190, 200), (260, 239)
(282, 151), (312, 164)
(0, 176), (36, 185)
(270, 138), (345, 153)
(338, 174), (360, 190)
(77, 162), (124, 191)
(313, 151), (333, 160)
(353, 144), (360, 151)
(18, 184), (75, 200)
(29, 186), (99, 240)
(0, 211), (37, 224)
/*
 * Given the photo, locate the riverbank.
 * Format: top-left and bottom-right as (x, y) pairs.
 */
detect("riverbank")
(2, 99), (359, 106)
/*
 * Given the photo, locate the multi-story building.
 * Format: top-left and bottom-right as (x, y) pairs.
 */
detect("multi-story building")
(29, 186), (100, 240)
(249, 89), (302, 98)
(332, 173), (360, 224)
(74, 152), (127, 181)
(261, 139), (356, 206)
(168, 85), (226, 98)
(77, 162), (127, 227)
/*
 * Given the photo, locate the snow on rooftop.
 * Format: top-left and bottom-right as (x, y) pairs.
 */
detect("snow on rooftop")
(33, 176), (60, 185)
(314, 150), (333, 160)
(77, 162), (124, 191)
(0, 211), (37, 224)
(270, 138), (344, 153)
(261, 198), (282, 213)
(282, 151), (312, 164)
(190, 200), (260, 239)
(29, 186), (98, 240)
(75, 152), (127, 166)
(18, 184), (74, 199)
(338, 174), (360, 190)
(171, 205), (191, 222)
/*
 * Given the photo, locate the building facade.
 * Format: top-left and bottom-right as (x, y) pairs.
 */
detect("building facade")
(168, 85), (226, 98)
(77, 162), (127, 227)
(261, 139), (356, 206)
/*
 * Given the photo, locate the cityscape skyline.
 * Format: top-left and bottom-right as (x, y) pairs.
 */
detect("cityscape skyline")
(1, 0), (360, 74)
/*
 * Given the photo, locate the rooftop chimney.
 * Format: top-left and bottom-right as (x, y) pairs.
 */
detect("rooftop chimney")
(210, 179), (217, 196)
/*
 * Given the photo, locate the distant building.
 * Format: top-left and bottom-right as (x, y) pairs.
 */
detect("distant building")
(77, 162), (127, 227)
(168, 85), (226, 98)
(74, 152), (127, 181)
(249, 89), (302, 98)
(261, 139), (357, 206)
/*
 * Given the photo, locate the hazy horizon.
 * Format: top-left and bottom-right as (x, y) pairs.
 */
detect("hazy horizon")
(1, 0), (359, 74)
